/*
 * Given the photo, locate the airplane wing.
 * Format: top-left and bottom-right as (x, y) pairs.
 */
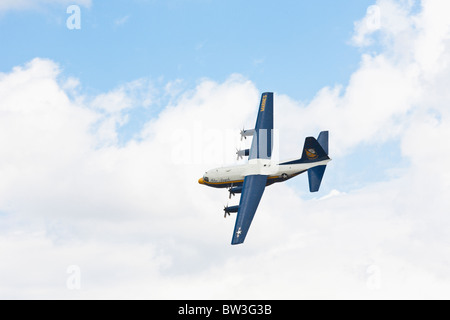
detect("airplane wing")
(249, 92), (274, 160)
(231, 174), (268, 245)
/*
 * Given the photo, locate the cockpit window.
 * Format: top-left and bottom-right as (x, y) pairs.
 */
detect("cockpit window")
(204, 176), (209, 182)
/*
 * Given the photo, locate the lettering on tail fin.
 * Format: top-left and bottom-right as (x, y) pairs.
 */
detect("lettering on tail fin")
(260, 94), (267, 112)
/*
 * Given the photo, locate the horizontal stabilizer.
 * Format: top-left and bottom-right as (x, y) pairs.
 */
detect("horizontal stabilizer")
(308, 165), (326, 192)
(307, 131), (329, 192)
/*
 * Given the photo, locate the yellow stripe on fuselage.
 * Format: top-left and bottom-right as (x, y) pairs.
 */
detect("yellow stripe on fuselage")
(204, 179), (244, 186)
(204, 176), (280, 187)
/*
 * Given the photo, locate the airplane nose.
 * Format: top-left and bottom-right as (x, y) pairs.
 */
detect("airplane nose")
(198, 178), (205, 184)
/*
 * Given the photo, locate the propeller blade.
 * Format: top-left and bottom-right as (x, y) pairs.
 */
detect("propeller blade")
(223, 204), (232, 218)
(240, 128), (247, 141)
(236, 148), (243, 160)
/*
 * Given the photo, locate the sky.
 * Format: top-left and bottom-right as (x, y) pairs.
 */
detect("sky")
(0, 0), (450, 299)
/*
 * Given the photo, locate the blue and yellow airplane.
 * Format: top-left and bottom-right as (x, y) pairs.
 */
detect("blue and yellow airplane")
(198, 92), (331, 245)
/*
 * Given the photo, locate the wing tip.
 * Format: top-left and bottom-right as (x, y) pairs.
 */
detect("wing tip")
(231, 239), (245, 245)
(231, 228), (246, 245)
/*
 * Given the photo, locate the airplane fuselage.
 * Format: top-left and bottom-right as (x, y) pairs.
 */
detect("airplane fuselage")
(198, 158), (331, 188)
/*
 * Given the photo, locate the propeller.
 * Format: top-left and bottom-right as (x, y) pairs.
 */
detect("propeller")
(223, 205), (231, 218)
(223, 203), (239, 218)
(236, 148), (243, 160)
(228, 187), (235, 199)
(240, 128), (246, 141)
(240, 128), (255, 141)
(236, 148), (249, 160)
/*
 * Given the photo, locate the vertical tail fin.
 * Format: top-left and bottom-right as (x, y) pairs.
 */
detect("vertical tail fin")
(300, 136), (328, 163)
(307, 131), (329, 193)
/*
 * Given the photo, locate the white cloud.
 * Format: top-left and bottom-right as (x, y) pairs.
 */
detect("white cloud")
(91, 79), (154, 113)
(1, 0), (450, 299)
(352, 0), (416, 49)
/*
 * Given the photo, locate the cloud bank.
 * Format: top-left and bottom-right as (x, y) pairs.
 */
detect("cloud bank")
(1, 0), (450, 299)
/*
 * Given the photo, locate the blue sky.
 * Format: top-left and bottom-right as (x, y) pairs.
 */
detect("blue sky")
(2, 0), (450, 299)
(0, 0), (387, 192)
(1, 0), (374, 100)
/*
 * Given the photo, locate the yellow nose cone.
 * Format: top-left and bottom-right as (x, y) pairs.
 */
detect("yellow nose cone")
(198, 178), (205, 184)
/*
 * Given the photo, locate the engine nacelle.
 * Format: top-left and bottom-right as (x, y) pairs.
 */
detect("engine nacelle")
(229, 186), (243, 195)
(224, 205), (239, 213)
(240, 129), (255, 141)
(236, 149), (250, 160)
(224, 204), (239, 218)
(228, 186), (243, 199)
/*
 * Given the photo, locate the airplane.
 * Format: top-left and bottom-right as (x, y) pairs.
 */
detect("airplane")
(198, 92), (331, 245)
